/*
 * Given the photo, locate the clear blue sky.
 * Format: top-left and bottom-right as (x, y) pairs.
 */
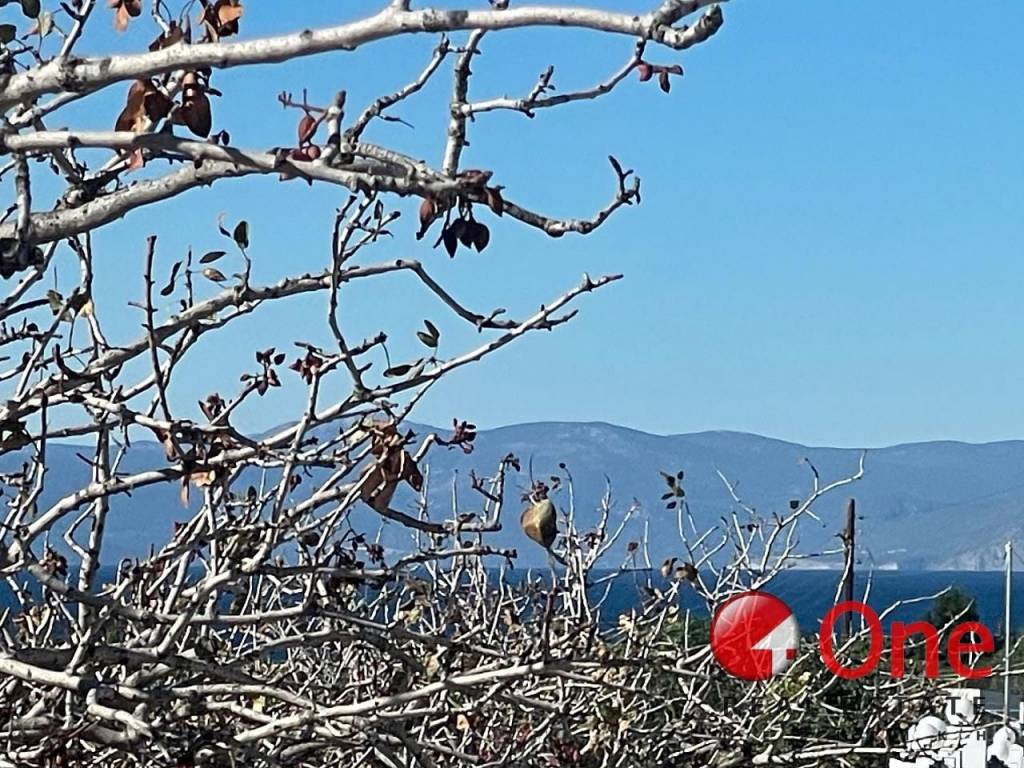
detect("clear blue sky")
(56, 1), (1024, 448)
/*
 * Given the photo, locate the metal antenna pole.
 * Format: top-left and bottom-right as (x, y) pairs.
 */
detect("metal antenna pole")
(842, 499), (856, 639)
(1005, 540), (1012, 726)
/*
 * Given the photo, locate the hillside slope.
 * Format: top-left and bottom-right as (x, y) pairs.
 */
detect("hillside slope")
(5, 422), (1023, 568)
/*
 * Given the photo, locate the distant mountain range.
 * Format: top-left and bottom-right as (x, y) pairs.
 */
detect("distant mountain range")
(6, 422), (1024, 570)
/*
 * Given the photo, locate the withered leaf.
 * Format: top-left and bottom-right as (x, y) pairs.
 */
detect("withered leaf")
(180, 90), (211, 137)
(449, 218), (469, 247)
(115, 80), (147, 132)
(144, 88), (172, 123)
(116, 80), (171, 133)
(232, 220), (249, 249)
(176, 72), (211, 138)
(201, 267), (227, 283)
(200, 0), (243, 38)
(441, 226), (458, 258)
(110, 0), (142, 32)
(160, 261), (182, 296)
(637, 62), (653, 82)
(470, 222), (490, 252)
(45, 289), (63, 315)
(200, 250), (226, 264)
(658, 70), (671, 94)
(20, 0), (40, 18)
(384, 363), (414, 378)
(217, 0), (243, 28)
(0, 25), (16, 44)
(297, 114), (317, 146)
(456, 219), (475, 248)
(417, 197), (437, 239)
(191, 469), (216, 488)
(124, 147), (145, 171)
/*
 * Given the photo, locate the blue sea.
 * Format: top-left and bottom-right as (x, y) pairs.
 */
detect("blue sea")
(12, 568), (1024, 633)
(596, 570), (1024, 631)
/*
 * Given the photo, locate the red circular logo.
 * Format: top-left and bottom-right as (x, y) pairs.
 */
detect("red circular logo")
(710, 591), (800, 681)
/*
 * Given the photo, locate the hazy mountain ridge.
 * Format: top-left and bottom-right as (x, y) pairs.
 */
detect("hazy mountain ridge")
(4, 422), (1023, 569)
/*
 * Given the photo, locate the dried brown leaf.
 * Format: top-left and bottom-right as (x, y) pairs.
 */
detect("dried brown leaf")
(160, 261), (182, 296)
(201, 267), (227, 283)
(297, 114), (317, 146)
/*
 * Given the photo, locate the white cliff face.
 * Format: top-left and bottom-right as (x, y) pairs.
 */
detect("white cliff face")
(935, 542), (1017, 571)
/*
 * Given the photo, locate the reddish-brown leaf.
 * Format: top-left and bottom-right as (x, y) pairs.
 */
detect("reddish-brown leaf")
(297, 114), (317, 146)
(215, 0), (243, 30)
(417, 198), (437, 239)
(143, 88), (172, 123)
(179, 73), (212, 137)
(125, 148), (145, 171)
(199, 0), (243, 38)
(116, 80), (171, 134)
(471, 222), (490, 252)
(658, 70), (671, 94)
(115, 81), (146, 132)
(637, 62), (653, 82)
(110, 0), (141, 32)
